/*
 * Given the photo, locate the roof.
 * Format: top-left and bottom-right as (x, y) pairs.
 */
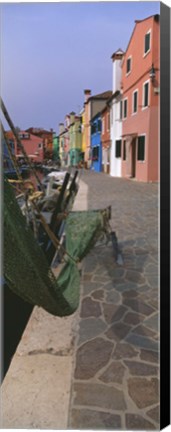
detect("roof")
(86, 90), (112, 103)
(111, 48), (124, 60)
(107, 90), (120, 105)
(5, 130), (43, 142)
(26, 127), (53, 135)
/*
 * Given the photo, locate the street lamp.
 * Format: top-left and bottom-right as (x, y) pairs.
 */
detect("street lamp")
(149, 63), (156, 82)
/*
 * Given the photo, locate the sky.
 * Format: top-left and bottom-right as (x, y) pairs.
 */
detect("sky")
(1, 1), (160, 134)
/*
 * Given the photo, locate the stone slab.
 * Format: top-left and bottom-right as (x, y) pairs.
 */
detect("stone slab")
(1, 354), (72, 429)
(16, 306), (77, 356)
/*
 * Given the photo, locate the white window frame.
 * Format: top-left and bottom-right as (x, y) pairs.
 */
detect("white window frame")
(126, 56), (132, 76)
(123, 97), (128, 119)
(142, 80), (150, 110)
(137, 134), (146, 162)
(143, 29), (151, 57)
(132, 89), (138, 115)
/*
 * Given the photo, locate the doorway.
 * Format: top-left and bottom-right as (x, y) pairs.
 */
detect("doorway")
(131, 138), (136, 178)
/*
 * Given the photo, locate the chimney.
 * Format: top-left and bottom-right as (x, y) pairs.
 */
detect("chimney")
(84, 89), (91, 103)
(70, 112), (75, 125)
(59, 123), (65, 134)
(111, 49), (124, 93)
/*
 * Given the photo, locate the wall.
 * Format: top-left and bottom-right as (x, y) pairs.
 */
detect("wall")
(110, 96), (122, 177)
(121, 15), (159, 182)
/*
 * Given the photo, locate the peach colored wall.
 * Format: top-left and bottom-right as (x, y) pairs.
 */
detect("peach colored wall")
(84, 101), (90, 162)
(148, 106), (159, 181)
(122, 17), (157, 92)
(101, 109), (110, 148)
(122, 15), (159, 182)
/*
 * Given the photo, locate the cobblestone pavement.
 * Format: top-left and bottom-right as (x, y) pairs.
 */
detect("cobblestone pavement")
(68, 170), (159, 430)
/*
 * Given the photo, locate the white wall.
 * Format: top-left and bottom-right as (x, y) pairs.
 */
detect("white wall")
(110, 97), (122, 177)
(112, 59), (122, 94)
(110, 55), (123, 177)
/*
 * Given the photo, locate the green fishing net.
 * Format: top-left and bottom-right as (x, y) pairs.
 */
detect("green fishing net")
(4, 177), (107, 316)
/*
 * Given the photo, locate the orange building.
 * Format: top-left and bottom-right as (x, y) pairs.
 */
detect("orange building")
(121, 14), (160, 182)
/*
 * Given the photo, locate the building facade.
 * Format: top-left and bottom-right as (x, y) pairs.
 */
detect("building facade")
(101, 104), (111, 174)
(26, 128), (53, 160)
(121, 14), (160, 182)
(109, 49), (124, 178)
(90, 112), (102, 172)
(69, 112), (82, 167)
(5, 130), (44, 162)
(83, 89), (112, 167)
(52, 133), (59, 161)
(58, 123), (69, 167)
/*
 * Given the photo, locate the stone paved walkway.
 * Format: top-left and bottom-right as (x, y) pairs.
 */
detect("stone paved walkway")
(68, 170), (159, 430)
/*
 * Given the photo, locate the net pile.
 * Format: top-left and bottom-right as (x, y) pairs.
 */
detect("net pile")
(4, 177), (107, 316)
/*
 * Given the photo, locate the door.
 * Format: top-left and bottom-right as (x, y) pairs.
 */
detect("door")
(131, 138), (136, 178)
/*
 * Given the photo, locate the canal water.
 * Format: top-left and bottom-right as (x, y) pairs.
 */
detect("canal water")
(2, 169), (45, 382)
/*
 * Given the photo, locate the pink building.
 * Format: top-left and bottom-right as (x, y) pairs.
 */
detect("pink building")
(6, 130), (44, 162)
(121, 14), (160, 182)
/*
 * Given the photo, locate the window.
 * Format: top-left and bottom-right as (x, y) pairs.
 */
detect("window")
(115, 140), (121, 158)
(123, 99), (128, 118)
(144, 31), (151, 55)
(133, 90), (138, 113)
(92, 146), (99, 161)
(91, 123), (96, 134)
(19, 133), (30, 139)
(123, 140), (126, 160)
(126, 57), (131, 74)
(143, 81), (149, 108)
(137, 136), (145, 161)
(98, 119), (101, 132)
(120, 100), (123, 119)
(38, 143), (42, 149)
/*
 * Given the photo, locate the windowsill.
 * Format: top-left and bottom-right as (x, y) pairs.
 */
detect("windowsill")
(143, 49), (150, 58)
(131, 111), (138, 116)
(141, 105), (149, 111)
(126, 71), (131, 77)
(137, 160), (145, 163)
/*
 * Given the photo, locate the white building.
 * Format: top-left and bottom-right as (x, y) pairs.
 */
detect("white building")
(110, 49), (124, 177)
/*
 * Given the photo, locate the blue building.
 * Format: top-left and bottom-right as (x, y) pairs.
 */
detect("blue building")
(90, 112), (102, 172)
(3, 132), (23, 179)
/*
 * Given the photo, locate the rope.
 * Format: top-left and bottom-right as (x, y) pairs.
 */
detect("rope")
(31, 198), (79, 265)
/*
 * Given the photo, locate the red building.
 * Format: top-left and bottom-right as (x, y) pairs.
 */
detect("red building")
(101, 104), (111, 174)
(5, 130), (44, 162)
(121, 14), (160, 182)
(26, 128), (54, 159)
